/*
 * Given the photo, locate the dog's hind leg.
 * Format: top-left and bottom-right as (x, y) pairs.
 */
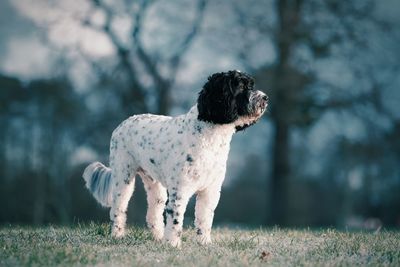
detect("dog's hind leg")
(109, 151), (137, 238)
(140, 172), (168, 241)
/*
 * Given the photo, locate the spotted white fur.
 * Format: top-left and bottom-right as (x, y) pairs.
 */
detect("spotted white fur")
(83, 88), (267, 248)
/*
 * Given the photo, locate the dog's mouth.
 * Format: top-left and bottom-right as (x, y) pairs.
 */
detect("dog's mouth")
(252, 93), (268, 117)
(235, 103), (268, 131)
(234, 91), (268, 131)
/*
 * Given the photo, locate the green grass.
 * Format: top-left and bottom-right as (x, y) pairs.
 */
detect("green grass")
(1, 223), (399, 266)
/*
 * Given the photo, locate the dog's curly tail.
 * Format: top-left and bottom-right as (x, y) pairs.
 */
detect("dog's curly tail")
(82, 162), (113, 207)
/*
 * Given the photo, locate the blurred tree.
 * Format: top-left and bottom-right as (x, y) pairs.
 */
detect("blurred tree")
(268, 0), (398, 226)
(78, 0), (207, 115)
(224, 0), (400, 225)
(30, 0), (209, 157)
(0, 74), (86, 224)
(0, 0), (209, 225)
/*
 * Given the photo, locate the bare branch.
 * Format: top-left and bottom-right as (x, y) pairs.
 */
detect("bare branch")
(130, 0), (207, 113)
(300, 0), (394, 57)
(169, 0), (207, 68)
(130, 0), (166, 87)
(314, 93), (372, 110)
(87, 0), (148, 113)
(89, 0), (129, 61)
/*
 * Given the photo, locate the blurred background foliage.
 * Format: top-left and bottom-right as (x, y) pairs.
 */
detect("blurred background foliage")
(0, 0), (399, 229)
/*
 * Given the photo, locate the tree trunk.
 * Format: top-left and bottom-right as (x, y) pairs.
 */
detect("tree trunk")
(270, 116), (290, 225)
(158, 86), (172, 115)
(268, 0), (302, 226)
(33, 173), (46, 224)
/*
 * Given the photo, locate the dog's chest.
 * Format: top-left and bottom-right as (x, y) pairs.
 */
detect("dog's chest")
(153, 127), (232, 190)
(158, 120), (232, 184)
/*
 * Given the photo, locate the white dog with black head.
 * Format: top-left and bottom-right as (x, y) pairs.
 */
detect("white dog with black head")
(83, 70), (268, 247)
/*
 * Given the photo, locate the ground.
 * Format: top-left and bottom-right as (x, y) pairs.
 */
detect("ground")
(0, 224), (399, 266)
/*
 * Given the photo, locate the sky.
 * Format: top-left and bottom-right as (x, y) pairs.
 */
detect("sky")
(1, 0), (399, 83)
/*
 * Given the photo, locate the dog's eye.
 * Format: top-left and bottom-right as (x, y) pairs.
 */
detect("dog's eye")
(237, 83), (245, 91)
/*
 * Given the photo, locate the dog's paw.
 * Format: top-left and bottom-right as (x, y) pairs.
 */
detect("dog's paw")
(111, 226), (126, 238)
(164, 237), (182, 248)
(152, 229), (164, 241)
(197, 234), (212, 245)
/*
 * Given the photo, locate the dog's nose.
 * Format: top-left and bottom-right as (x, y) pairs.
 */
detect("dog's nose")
(262, 95), (269, 101)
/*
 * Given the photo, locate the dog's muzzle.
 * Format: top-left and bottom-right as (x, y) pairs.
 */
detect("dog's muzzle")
(253, 91), (269, 116)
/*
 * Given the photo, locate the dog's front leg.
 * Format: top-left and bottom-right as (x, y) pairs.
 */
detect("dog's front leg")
(142, 178), (168, 241)
(163, 189), (191, 248)
(194, 186), (221, 245)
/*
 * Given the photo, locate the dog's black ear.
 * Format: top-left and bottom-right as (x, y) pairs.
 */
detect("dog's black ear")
(197, 72), (239, 124)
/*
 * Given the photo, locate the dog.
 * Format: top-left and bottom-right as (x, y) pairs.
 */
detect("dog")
(83, 70), (268, 247)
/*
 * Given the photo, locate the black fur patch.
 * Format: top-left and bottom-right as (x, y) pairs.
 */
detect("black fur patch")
(235, 121), (256, 132)
(165, 208), (173, 215)
(197, 70), (255, 124)
(186, 154), (193, 162)
(195, 125), (202, 133)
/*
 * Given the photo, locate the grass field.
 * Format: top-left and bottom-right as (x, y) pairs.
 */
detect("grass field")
(1, 223), (399, 266)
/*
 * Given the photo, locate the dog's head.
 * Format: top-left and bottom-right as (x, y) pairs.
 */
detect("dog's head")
(197, 70), (268, 131)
